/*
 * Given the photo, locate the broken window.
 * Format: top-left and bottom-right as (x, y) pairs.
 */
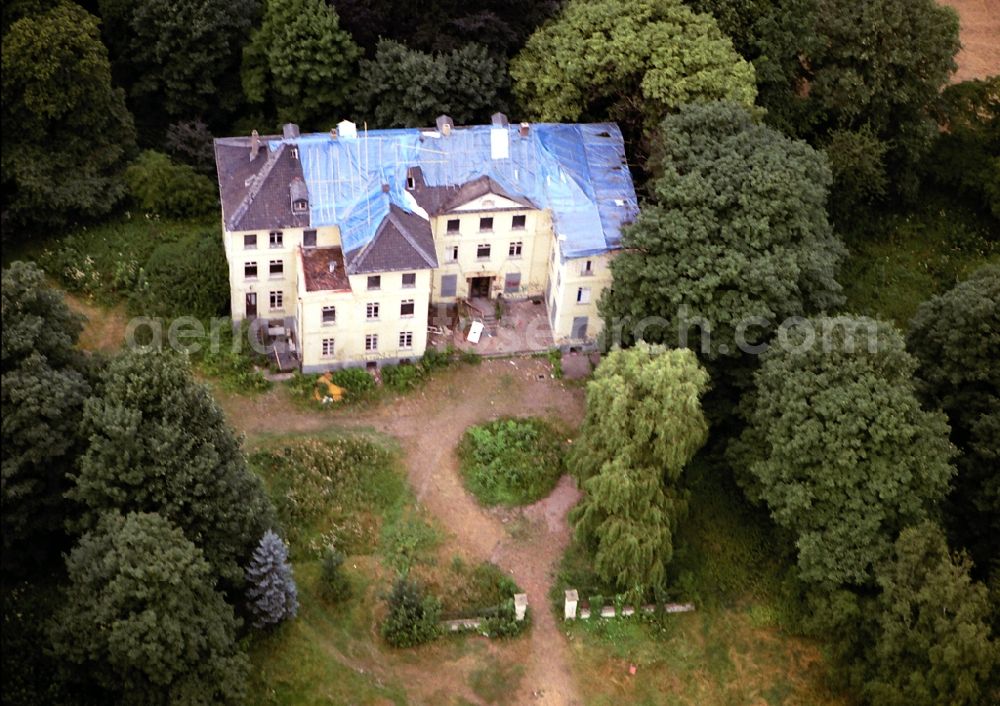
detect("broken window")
(402, 272), (416, 288)
(576, 287), (591, 304)
(303, 229), (317, 247)
(479, 217), (493, 232)
(367, 275), (381, 290)
(244, 262), (258, 279)
(512, 214), (526, 230)
(440, 274), (457, 297)
(400, 299), (415, 317)
(447, 245), (459, 262)
(244, 234), (257, 249)
(504, 272), (521, 293)
(269, 260), (283, 277)
(322, 306), (336, 324)
(269, 231), (283, 248)
(477, 243), (491, 259)
(447, 218), (460, 234)
(508, 241), (523, 257)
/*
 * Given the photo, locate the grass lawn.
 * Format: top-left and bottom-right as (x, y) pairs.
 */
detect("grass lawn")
(555, 455), (847, 706)
(245, 430), (531, 705)
(840, 193), (998, 329)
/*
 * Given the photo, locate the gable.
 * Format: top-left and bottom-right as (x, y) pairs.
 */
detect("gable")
(450, 194), (530, 212)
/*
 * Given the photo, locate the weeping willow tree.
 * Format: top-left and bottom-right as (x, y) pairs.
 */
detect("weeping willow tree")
(570, 343), (710, 598)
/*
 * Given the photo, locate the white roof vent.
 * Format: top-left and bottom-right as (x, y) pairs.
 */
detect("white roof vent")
(337, 120), (357, 139)
(436, 115), (454, 136)
(328, 260), (337, 274)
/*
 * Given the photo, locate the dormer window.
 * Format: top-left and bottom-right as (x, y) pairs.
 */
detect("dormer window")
(291, 147), (299, 160)
(406, 176), (415, 189)
(292, 199), (308, 213)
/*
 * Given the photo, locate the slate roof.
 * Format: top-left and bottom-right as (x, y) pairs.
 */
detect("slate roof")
(214, 137), (310, 231)
(344, 204), (438, 274)
(408, 169), (537, 215)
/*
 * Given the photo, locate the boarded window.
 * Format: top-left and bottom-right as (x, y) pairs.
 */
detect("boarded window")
(571, 316), (589, 340)
(504, 272), (521, 293)
(440, 274), (457, 297)
(576, 287), (591, 304)
(303, 229), (317, 247)
(367, 275), (381, 290)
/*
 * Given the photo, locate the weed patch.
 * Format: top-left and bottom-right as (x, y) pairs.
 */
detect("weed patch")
(458, 417), (566, 506)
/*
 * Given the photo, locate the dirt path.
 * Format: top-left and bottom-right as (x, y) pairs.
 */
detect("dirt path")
(222, 358), (587, 705)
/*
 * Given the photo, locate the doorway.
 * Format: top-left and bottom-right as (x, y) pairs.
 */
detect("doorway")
(469, 276), (492, 298)
(246, 292), (257, 318)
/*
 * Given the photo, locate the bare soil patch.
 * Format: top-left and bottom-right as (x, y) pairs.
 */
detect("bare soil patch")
(942, 0), (1000, 82)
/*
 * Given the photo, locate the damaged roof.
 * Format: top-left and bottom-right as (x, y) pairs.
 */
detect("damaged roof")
(214, 119), (638, 260)
(214, 137), (310, 232)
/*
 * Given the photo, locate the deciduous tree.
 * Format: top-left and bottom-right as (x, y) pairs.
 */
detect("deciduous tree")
(601, 102), (845, 361)
(907, 265), (1000, 578)
(863, 522), (999, 706)
(68, 350), (274, 585)
(734, 316), (956, 586)
(242, 0), (360, 128)
(50, 511), (249, 704)
(357, 40), (507, 128)
(570, 344), (709, 596)
(1, 261), (91, 573)
(510, 0), (756, 137)
(1, 2), (135, 233)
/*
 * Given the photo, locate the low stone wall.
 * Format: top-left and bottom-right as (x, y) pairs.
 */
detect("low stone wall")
(563, 589), (694, 620)
(440, 592), (528, 633)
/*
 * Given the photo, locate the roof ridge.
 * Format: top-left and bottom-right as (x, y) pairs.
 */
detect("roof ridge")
(387, 206), (437, 268)
(228, 143), (286, 230)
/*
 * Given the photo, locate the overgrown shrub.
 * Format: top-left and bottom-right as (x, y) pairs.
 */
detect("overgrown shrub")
(381, 577), (441, 648)
(547, 349), (563, 378)
(331, 368), (376, 399)
(125, 150), (219, 218)
(129, 230), (229, 318)
(420, 346), (453, 372)
(381, 363), (425, 391)
(319, 546), (351, 602)
(189, 319), (270, 393)
(458, 417), (566, 506)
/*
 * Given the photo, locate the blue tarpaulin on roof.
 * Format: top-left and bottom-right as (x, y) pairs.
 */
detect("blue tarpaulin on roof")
(271, 122), (637, 259)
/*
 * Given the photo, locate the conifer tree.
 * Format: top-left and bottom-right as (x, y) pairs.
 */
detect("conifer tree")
(245, 530), (299, 628)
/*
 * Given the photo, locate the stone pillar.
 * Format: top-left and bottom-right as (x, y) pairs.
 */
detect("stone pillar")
(564, 589), (579, 620)
(514, 593), (528, 621)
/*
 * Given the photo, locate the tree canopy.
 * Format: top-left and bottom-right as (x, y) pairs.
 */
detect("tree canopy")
(333, 0), (561, 56)
(50, 511), (249, 704)
(862, 522), (999, 706)
(601, 102), (845, 360)
(907, 265), (1000, 578)
(734, 316), (956, 586)
(510, 0), (756, 137)
(242, 0), (360, 128)
(357, 40), (508, 128)
(68, 350), (274, 585)
(1, 1), (135, 232)
(1, 261), (91, 573)
(570, 344), (709, 596)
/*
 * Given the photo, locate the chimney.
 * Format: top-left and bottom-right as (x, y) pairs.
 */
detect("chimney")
(282, 123), (300, 139)
(519, 122), (530, 138)
(250, 130), (260, 160)
(436, 114), (454, 137)
(381, 183), (390, 193)
(337, 119), (357, 139)
(330, 127), (338, 139)
(491, 112), (509, 127)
